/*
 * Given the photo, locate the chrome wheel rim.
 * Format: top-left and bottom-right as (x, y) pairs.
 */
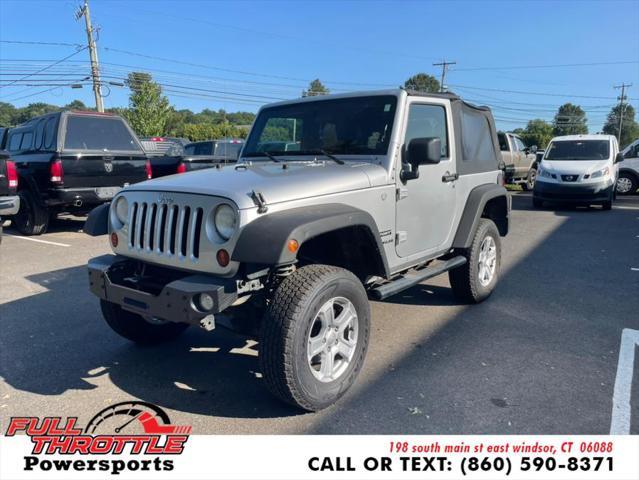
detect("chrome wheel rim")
(307, 296), (358, 383)
(616, 177), (632, 194)
(478, 236), (497, 287)
(528, 170), (536, 189)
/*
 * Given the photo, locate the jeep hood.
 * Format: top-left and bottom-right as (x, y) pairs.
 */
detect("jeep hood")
(128, 161), (388, 209)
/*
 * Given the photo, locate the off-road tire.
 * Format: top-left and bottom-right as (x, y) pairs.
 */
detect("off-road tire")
(259, 264), (370, 411)
(533, 197), (543, 208)
(100, 299), (189, 345)
(13, 189), (49, 236)
(449, 218), (501, 304)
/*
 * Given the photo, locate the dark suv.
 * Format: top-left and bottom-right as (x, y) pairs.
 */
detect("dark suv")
(2, 111), (150, 235)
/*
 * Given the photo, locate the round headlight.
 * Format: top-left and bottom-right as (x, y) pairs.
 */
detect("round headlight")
(214, 204), (237, 240)
(114, 196), (128, 225)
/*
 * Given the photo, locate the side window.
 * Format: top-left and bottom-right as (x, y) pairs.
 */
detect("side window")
(43, 117), (57, 150)
(498, 133), (509, 151)
(460, 107), (497, 164)
(34, 119), (45, 150)
(20, 131), (33, 150)
(404, 104), (448, 157)
(8, 133), (22, 152)
(625, 145), (639, 159)
(514, 137), (526, 151)
(200, 143), (213, 155)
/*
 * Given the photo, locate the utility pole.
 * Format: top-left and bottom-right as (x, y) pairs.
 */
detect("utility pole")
(76, 0), (104, 112)
(433, 60), (456, 92)
(613, 83), (632, 143)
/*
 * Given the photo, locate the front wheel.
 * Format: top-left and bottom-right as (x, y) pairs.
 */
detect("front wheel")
(100, 300), (189, 345)
(616, 173), (637, 195)
(449, 218), (501, 304)
(259, 265), (370, 411)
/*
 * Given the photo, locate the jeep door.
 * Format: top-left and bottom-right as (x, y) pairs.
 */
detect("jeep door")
(395, 100), (456, 257)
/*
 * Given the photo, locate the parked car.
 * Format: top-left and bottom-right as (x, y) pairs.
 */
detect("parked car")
(616, 138), (639, 195)
(140, 136), (189, 157)
(149, 139), (244, 178)
(0, 149), (19, 243)
(498, 132), (538, 190)
(1, 111), (150, 235)
(85, 89), (510, 411)
(184, 139), (244, 159)
(533, 134), (622, 210)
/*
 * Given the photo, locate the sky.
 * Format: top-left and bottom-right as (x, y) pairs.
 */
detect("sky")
(0, 0), (638, 132)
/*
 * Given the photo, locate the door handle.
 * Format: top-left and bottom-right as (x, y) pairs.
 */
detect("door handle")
(442, 173), (458, 183)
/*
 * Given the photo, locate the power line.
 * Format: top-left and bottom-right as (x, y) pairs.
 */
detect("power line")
(451, 60), (639, 72)
(0, 40), (84, 48)
(0, 48), (87, 89)
(448, 83), (623, 100)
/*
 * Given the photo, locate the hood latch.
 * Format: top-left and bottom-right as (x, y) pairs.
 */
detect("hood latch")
(250, 190), (268, 214)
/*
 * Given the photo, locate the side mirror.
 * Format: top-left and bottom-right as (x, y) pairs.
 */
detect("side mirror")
(615, 152), (625, 163)
(408, 137), (441, 165)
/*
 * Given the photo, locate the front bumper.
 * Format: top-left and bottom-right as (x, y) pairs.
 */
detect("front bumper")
(0, 195), (19, 216)
(88, 254), (238, 325)
(533, 180), (613, 203)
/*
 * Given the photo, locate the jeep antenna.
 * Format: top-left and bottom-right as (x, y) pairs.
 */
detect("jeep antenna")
(75, 0), (104, 112)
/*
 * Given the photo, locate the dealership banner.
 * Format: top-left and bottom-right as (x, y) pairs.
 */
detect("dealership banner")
(1, 410), (638, 480)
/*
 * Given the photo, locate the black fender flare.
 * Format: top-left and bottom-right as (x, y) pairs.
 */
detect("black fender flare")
(452, 184), (509, 249)
(84, 203), (110, 236)
(232, 203), (390, 277)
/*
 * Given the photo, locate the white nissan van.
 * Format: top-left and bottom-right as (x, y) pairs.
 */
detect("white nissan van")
(533, 134), (623, 210)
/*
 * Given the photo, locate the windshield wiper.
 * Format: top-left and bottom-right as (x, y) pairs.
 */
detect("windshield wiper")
(261, 151), (281, 162)
(303, 149), (345, 165)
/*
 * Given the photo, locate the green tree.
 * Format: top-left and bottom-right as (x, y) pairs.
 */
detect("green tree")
(125, 72), (170, 137)
(553, 103), (588, 136)
(0, 102), (18, 127)
(302, 79), (329, 97)
(602, 104), (639, 148)
(64, 100), (89, 111)
(404, 73), (441, 93)
(521, 119), (554, 149)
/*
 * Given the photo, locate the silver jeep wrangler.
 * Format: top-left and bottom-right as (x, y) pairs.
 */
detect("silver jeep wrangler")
(85, 89), (510, 411)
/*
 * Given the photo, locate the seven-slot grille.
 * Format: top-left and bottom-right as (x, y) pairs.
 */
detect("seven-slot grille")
(128, 201), (204, 259)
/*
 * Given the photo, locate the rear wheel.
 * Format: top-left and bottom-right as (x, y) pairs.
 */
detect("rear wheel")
(449, 219), (501, 304)
(13, 190), (49, 236)
(259, 265), (370, 411)
(100, 300), (189, 345)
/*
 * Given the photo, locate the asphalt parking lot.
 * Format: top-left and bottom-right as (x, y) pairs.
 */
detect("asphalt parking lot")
(1, 192), (638, 434)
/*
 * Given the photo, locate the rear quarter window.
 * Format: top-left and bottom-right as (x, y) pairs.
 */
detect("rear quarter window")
(63, 116), (142, 152)
(8, 133), (22, 152)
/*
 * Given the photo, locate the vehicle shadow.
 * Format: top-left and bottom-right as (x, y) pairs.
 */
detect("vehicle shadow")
(47, 214), (87, 233)
(510, 191), (612, 213)
(0, 265), (300, 419)
(380, 284), (459, 307)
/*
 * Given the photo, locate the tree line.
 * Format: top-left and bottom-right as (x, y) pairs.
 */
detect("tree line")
(1, 72), (637, 148)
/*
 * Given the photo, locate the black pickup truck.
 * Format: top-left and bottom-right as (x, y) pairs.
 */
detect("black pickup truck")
(145, 139), (243, 178)
(0, 145), (20, 243)
(1, 111), (150, 235)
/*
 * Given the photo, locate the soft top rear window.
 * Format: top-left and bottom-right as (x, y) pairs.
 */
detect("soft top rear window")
(545, 140), (610, 161)
(64, 115), (142, 152)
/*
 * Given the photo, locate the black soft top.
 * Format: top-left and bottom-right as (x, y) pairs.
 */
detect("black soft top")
(406, 89), (501, 175)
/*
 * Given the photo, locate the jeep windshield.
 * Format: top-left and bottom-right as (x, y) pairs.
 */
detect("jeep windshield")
(545, 140), (610, 161)
(243, 95), (398, 159)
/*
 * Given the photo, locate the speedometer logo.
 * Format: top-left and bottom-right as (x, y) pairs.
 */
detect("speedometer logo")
(85, 401), (192, 435)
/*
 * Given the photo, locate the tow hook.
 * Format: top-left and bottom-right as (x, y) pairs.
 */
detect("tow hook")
(200, 314), (215, 331)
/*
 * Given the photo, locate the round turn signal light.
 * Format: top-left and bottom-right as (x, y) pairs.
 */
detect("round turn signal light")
(216, 249), (230, 267)
(110, 232), (118, 248)
(287, 239), (299, 253)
